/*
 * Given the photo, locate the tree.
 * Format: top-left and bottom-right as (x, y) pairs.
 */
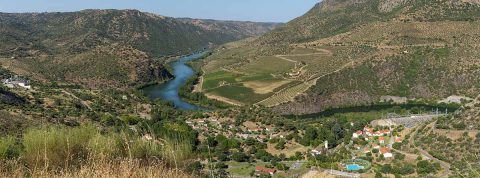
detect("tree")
(275, 139), (286, 150)
(396, 153), (406, 161)
(255, 149), (274, 162)
(245, 137), (256, 146)
(332, 122), (344, 141)
(275, 163), (289, 171)
(231, 152), (248, 162)
(416, 160), (437, 174)
(217, 151), (229, 161)
(392, 142), (402, 150)
(381, 164), (392, 173)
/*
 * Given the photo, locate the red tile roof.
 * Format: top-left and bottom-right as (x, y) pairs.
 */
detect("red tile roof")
(380, 130), (390, 133)
(380, 147), (391, 154)
(255, 166), (276, 174)
(395, 137), (402, 142)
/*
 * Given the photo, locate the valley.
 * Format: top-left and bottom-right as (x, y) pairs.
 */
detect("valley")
(1, 0), (480, 178)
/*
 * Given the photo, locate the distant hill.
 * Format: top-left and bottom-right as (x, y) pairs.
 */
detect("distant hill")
(0, 9), (280, 88)
(201, 0), (480, 114)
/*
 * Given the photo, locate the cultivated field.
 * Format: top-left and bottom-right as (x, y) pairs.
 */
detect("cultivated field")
(202, 21), (480, 107)
(201, 43), (347, 106)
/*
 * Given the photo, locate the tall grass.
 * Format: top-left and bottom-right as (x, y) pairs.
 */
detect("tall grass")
(0, 124), (195, 177)
(0, 136), (20, 159)
(0, 159), (193, 178)
(22, 125), (96, 168)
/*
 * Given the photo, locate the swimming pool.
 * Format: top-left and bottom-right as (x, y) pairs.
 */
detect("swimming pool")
(346, 164), (363, 171)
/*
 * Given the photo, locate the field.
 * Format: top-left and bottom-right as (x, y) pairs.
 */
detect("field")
(201, 41), (347, 106)
(201, 52), (302, 104)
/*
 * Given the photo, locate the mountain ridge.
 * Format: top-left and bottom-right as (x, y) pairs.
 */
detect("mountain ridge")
(0, 9), (281, 88)
(200, 0), (480, 114)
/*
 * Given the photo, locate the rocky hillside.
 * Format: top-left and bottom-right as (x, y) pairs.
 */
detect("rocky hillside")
(203, 0), (480, 114)
(0, 9), (279, 88)
(256, 0), (480, 46)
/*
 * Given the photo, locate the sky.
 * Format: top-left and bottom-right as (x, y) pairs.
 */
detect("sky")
(0, 0), (320, 22)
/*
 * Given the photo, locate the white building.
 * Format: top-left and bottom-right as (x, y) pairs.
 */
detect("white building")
(2, 77), (31, 90)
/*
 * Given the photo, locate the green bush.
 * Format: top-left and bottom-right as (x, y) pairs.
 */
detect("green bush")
(0, 136), (20, 159)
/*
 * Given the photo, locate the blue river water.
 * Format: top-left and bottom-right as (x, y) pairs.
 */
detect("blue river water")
(142, 52), (206, 110)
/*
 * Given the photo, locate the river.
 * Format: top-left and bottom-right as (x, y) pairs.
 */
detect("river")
(142, 52), (206, 110)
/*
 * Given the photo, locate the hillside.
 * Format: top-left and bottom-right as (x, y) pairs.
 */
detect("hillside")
(0, 9), (280, 88)
(201, 0), (480, 114)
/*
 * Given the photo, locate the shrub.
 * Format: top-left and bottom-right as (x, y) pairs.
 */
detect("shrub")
(231, 152), (248, 162)
(121, 115), (140, 125)
(0, 136), (20, 159)
(416, 160), (437, 174)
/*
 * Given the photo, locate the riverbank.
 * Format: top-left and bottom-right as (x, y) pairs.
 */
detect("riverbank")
(285, 101), (460, 119)
(142, 52), (208, 110)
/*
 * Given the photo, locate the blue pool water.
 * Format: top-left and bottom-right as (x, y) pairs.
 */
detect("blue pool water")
(346, 164), (363, 171)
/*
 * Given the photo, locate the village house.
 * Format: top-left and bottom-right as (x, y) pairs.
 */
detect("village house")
(380, 129), (391, 136)
(2, 77), (31, 90)
(379, 137), (385, 144)
(380, 147), (393, 158)
(310, 149), (322, 157)
(255, 166), (276, 176)
(364, 147), (370, 154)
(364, 127), (375, 137)
(354, 144), (361, 150)
(265, 126), (274, 132)
(395, 136), (402, 143)
(372, 143), (380, 149)
(352, 130), (363, 138)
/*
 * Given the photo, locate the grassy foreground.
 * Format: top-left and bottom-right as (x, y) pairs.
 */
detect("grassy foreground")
(0, 159), (192, 178)
(0, 124), (194, 178)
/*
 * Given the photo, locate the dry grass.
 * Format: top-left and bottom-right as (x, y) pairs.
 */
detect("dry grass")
(243, 80), (291, 94)
(266, 142), (310, 157)
(0, 159), (193, 178)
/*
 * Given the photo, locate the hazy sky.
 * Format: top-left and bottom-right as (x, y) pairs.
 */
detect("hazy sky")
(0, 0), (320, 22)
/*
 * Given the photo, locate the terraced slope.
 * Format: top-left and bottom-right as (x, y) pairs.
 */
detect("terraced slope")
(202, 0), (480, 114)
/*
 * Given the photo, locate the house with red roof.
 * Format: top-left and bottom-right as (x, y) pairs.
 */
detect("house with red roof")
(364, 127), (374, 136)
(353, 130), (363, 138)
(380, 147), (393, 158)
(364, 147), (371, 154)
(255, 166), (276, 176)
(380, 129), (391, 136)
(395, 137), (402, 143)
(379, 136), (385, 144)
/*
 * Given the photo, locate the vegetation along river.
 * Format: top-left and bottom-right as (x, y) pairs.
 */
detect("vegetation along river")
(142, 52), (206, 110)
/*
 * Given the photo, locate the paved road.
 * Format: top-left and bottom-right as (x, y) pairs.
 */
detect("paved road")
(409, 126), (452, 177)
